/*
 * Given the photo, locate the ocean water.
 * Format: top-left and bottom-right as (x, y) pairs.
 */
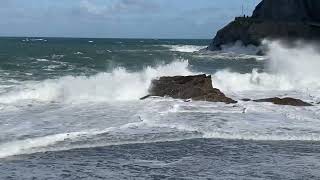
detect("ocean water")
(0, 37), (320, 179)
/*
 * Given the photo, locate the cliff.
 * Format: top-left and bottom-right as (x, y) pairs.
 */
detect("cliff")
(208, 0), (320, 51)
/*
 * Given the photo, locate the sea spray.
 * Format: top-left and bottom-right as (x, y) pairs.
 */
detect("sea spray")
(213, 40), (320, 92)
(0, 60), (193, 104)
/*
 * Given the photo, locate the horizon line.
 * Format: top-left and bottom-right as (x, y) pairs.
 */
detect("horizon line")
(0, 35), (212, 40)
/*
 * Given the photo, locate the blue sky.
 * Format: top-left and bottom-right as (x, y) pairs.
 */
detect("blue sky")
(0, 0), (260, 39)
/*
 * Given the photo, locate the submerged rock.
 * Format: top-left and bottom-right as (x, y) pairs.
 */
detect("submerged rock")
(143, 74), (237, 104)
(254, 97), (312, 106)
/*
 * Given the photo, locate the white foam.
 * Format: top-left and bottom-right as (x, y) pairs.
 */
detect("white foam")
(220, 41), (261, 55)
(74, 52), (84, 55)
(0, 121), (199, 158)
(195, 41), (265, 61)
(194, 52), (266, 61)
(0, 132), (87, 158)
(51, 54), (65, 60)
(0, 125), (124, 158)
(212, 40), (320, 92)
(2, 40), (320, 160)
(203, 131), (320, 141)
(162, 45), (207, 53)
(36, 58), (49, 62)
(0, 60), (193, 104)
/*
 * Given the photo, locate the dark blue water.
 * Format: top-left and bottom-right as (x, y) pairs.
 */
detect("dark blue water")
(2, 139), (320, 179)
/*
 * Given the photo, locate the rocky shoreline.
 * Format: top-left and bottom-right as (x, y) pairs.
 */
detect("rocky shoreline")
(207, 0), (320, 51)
(141, 74), (313, 107)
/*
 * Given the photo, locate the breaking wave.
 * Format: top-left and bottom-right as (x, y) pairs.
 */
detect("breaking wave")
(162, 45), (207, 53)
(0, 61), (193, 104)
(220, 41), (261, 55)
(1, 39), (320, 105)
(213, 40), (320, 92)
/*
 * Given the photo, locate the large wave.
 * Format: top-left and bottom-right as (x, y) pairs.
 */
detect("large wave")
(0, 61), (193, 104)
(213, 40), (320, 93)
(1, 40), (320, 105)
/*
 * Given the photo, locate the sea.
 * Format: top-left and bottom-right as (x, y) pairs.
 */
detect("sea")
(0, 37), (320, 180)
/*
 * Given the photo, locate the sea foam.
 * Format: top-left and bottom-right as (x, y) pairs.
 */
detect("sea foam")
(0, 60), (193, 104)
(2, 40), (320, 105)
(213, 40), (320, 93)
(162, 45), (207, 53)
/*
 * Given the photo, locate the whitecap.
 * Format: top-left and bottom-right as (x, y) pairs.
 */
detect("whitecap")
(0, 60), (193, 104)
(161, 45), (207, 53)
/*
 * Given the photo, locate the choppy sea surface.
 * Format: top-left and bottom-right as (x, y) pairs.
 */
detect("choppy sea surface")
(0, 37), (320, 179)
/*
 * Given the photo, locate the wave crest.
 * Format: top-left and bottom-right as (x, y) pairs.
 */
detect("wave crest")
(0, 60), (193, 104)
(162, 45), (206, 53)
(213, 40), (320, 92)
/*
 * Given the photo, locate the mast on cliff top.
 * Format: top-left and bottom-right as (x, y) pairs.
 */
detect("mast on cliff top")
(242, 4), (244, 16)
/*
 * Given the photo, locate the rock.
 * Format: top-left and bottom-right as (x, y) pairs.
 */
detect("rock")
(252, 0), (320, 22)
(241, 98), (252, 102)
(207, 0), (320, 51)
(145, 74), (237, 104)
(253, 97), (312, 106)
(140, 95), (151, 100)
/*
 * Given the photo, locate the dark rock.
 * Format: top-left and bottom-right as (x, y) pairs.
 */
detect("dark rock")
(252, 0), (320, 22)
(241, 98), (252, 102)
(254, 97), (312, 106)
(140, 95), (151, 100)
(146, 74), (237, 104)
(207, 0), (320, 51)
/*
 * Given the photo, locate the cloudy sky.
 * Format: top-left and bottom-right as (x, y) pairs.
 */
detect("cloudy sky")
(0, 0), (260, 39)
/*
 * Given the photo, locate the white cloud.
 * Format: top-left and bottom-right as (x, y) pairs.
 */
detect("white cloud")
(79, 0), (159, 16)
(80, 0), (107, 15)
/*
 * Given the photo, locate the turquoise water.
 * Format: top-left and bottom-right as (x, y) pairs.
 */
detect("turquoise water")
(0, 37), (320, 179)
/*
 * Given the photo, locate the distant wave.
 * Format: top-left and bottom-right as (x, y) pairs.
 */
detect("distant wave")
(22, 38), (47, 42)
(161, 45), (207, 53)
(36, 58), (49, 62)
(74, 51), (84, 55)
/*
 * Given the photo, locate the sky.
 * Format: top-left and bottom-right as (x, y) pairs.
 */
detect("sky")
(0, 0), (261, 39)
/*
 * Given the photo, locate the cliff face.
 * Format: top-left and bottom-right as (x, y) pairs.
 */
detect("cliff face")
(208, 0), (320, 51)
(252, 0), (320, 22)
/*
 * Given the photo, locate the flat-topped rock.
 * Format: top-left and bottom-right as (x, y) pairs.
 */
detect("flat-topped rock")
(143, 74), (237, 104)
(254, 97), (312, 106)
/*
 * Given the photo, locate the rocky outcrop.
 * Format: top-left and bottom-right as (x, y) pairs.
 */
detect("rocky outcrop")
(253, 97), (312, 106)
(141, 75), (313, 106)
(208, 0), (320, 50)
(252, 0), (320, 22)
(142, 74), (237, 104)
